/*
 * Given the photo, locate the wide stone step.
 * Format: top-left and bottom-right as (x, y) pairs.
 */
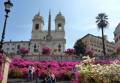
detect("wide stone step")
(7, 79), (72, 83)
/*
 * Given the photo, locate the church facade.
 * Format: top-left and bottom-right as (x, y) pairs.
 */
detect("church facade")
(3, 12), (66, 55)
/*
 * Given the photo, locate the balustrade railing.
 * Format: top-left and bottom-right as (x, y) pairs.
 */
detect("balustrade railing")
(24, 55), (81, 61)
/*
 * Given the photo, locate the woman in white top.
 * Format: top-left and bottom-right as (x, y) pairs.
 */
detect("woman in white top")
(28, 65), (35, 81)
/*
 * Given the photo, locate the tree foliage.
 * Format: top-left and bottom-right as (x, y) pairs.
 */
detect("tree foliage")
(74, 39), (86, 56)
(96, 13), (108, 29)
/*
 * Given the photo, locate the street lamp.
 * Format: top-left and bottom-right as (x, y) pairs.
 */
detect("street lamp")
(0, 0), (13, 53)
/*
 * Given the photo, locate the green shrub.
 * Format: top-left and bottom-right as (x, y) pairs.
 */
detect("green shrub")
(8, 68), (23, 78)
(63, 71), (72, 81)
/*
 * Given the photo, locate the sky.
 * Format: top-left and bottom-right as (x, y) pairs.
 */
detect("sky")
(0, 0), (120, 48)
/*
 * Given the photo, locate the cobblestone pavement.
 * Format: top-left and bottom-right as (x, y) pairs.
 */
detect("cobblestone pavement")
(7, 79), (72, 83)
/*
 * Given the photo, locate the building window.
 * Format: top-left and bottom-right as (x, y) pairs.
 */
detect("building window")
(34, 44), (38, 52)
(6, 48), (9, 51)
(58, 23), (62, 30)
(35, 24), (39, 30)
(12, 48), (14, 50)
(119, 36), (120, 40)
(116, 38), (118, 42)
(58, 44), (61, 52)
(17, 45), (20, 49)
(17, 50), (20, 54)
(34, 49), (38, 52)
(43, 36), (46, 40)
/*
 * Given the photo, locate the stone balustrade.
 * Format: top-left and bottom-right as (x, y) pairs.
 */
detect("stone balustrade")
(23, 55), (81, 61)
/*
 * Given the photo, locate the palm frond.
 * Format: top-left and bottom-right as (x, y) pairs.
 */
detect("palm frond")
(96, 13), (108, 28)
(96, 20), (100, 23)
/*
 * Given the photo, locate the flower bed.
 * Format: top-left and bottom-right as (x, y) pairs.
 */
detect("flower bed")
(9, 57), (80, 81)
(76, 56), (120, 83)
(8, 56), (120, 82)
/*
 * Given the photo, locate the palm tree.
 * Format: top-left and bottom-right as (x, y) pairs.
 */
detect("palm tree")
(96, 13), (109, 58)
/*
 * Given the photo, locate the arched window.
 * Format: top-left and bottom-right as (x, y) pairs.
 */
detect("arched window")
(17, 45), (20, 49)
(58, 23), (62, 30)
(43, 36), (46, 40)
(58, 44), (61, 52)
(34, 44), (38, 52)
(35, 24), (39, 30)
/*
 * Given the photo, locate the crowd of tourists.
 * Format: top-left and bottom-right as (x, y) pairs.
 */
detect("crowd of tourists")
(27, 65), (56, 83)
(27, 65), (79, 83)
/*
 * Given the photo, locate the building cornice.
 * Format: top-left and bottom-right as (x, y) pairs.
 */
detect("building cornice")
(81, 33), (115, 45)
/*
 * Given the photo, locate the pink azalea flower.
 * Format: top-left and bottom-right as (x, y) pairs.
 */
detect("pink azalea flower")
(42, 47), (51, 55)
(64, 48), (76, 55)
(19, 47), (29, 54)
(116, 45), (120, 53)
(85, 49), (94, 57)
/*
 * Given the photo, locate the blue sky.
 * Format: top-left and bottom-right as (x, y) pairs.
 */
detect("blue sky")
(0, 0), (120, 48)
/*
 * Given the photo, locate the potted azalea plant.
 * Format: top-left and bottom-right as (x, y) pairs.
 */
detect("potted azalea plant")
(85, 49), (94, 58)
(42, 47), (51, 56)
(116, 45), (120, 54)
(111, 45), (120, 58)
(19, 47), (29, 58)
(64, 48), (76, 55)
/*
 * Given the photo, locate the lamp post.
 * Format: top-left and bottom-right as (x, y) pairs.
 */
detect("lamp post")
(0, 0), (13, 53)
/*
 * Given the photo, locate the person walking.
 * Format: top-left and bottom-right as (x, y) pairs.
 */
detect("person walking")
(35, 66), (40, 83)
(44, 65), (56, 83)
(72, 66), (79, 83)
(51, 72), (56, 83)
(28, 65), (35, 81)
(45, 72), (52, 83)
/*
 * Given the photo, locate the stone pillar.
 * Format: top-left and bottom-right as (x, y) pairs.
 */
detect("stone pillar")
(1, 57), (11, 83)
